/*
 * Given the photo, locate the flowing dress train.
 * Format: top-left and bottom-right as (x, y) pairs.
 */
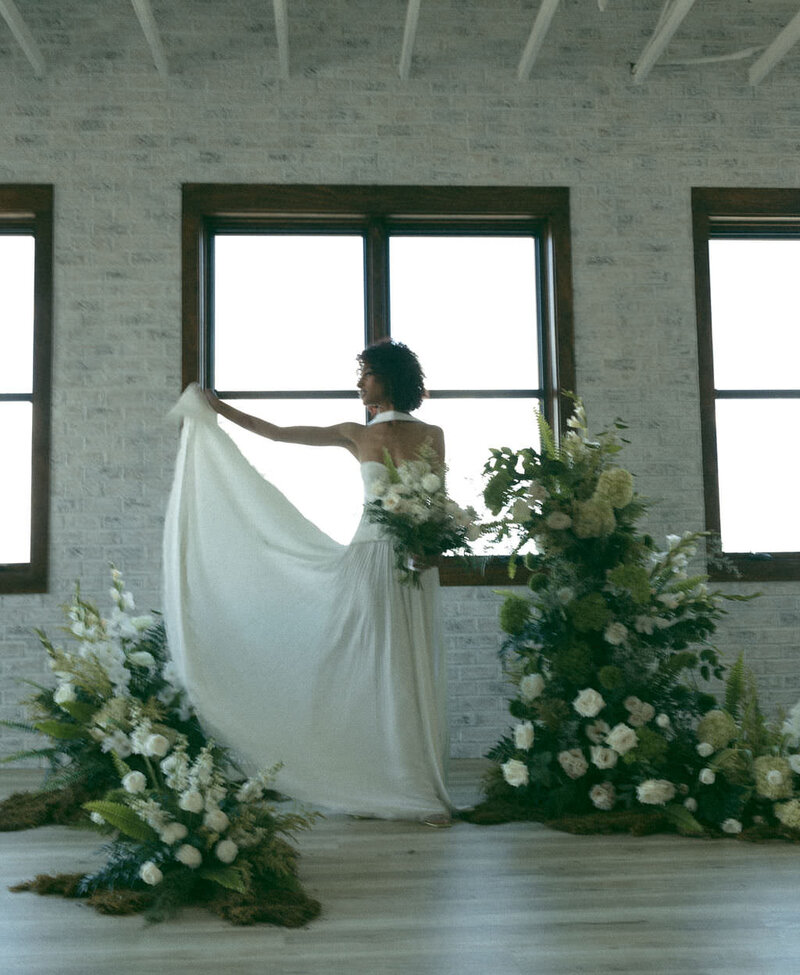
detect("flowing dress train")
(162, 385), (452, 819)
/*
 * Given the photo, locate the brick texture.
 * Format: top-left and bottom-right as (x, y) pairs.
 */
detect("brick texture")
(1, 0), (798, 761)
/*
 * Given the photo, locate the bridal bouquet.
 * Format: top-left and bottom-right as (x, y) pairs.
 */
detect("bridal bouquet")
(365, 447), (480, 586)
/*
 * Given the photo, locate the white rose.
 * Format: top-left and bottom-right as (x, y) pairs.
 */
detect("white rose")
(122, 771), (147, 794)
(606, 723), (638, 756)
(519, 673), (545, 701)
(722, 818), (742, 834)
(215, 839), (239, 864)
(699, 768), (716, 785)
(176, 844), (202, 868)
(501, 759), (529, 788)
(788, 754), (800, 774)
(513, 721), (534, 751)
(589, 782), (616, 811)
(585, 720), (611, 744)
(573, 688), (605, 718)
(656, 713), (671, 729)
(696, 742), (714, 758)
(160, 822), (188, 845)
(145, 734), (170, 758)
(590, 746), (618, 769)
(767, 769), (784, 786)
(624, 697), (655, 727)
(634, 615), (656, 635)
(128, 650), (156, 670)
(204, 808), (231, 833)
(683, 797), (698, 812)
(178, 790), (204, 814)
(421, 473), (441, 494)
(636, 779), (676, 806)
(604, 622), (628, 646)
(139, 861), (163, 886)
(557, 749), (589, 779)
(54, 683), (77, 706)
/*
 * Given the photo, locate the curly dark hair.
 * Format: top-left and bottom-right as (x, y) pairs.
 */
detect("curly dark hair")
(357, 340), (426, 413)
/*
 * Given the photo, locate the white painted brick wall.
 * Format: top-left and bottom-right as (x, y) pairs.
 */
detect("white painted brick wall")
(1, 0), (798, 763)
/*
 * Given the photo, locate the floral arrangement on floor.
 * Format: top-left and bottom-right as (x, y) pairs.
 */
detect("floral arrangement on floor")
(3, 569), (320, 925)
(365, 446), (480, 585)
(467, 401), (799, 839)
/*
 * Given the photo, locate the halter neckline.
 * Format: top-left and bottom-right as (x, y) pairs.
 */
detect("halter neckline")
(368, 410), (421, 425)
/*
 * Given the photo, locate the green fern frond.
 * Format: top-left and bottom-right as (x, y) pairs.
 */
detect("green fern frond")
(83, 800), (159, 843)
(724, 653), (747, 720)
(198, 864), (250, 894)
(535, 411), (557, 460)
(32, 719), (87, 741)
(0, 746), (58, 765)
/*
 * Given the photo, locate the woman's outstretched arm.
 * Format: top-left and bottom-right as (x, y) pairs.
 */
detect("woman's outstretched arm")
(202, 389), (362, 454)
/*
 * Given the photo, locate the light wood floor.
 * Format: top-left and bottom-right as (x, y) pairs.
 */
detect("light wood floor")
(3, 762), (800, 975)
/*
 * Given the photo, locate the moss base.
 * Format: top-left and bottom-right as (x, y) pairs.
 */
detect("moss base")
(0, 784), (92, 831)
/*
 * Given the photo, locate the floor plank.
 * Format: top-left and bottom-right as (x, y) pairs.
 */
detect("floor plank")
(2, 763), (800, 975)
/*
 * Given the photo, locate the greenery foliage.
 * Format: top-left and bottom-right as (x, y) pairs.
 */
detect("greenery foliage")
(475, 401), (800, 838)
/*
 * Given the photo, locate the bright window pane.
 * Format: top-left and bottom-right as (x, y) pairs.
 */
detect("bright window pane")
(709, 239), (800, 390)
(416, 397), (541, 555)
(214, 235), (366, 391)
(389, 237), (540, 390)
(0, 403), (32, 562)
(219, 398), (365, 544)
(0, 235), (34, 394)
(716, 399), (800, 553)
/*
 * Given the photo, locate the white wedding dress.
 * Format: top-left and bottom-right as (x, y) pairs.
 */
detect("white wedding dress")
(163, 384), (452, 819)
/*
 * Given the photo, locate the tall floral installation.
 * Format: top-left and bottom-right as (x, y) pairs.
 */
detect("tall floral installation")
(2, 569), (320, 925)
(470, 401), (800, 839)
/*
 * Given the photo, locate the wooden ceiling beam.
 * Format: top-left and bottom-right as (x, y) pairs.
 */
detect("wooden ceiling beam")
(749, 6), (800, 86)
(131, 0), (168, 77)
(517, 0), (561, 82)
(631, 0), (698, 85)
(0, 0), (45, 78)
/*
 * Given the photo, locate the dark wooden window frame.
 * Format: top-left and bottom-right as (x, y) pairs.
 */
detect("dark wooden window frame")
(182, 184), (575, 585)
(692, 187), (800, 582)
(0, 185), (53, 594)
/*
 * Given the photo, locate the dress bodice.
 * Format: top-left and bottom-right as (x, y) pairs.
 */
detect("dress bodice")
(360, 460), (389, 503)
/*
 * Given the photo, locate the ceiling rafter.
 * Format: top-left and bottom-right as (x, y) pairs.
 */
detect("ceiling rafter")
(631, 0), (698, 84)
(517, 0), (561, 82)
(130, 0), (168, 78)
(748, 6), (800, 87)
(0, 0), (45, 78)
(399, 0), (422, 81)
(273, 0), (289, 80)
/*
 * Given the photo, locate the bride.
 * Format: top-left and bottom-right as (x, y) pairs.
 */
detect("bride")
(163, 340), (454, 823)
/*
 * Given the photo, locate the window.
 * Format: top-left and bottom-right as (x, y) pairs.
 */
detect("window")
(0, 186), (53, 594)
(183, 185), (574, 584)
(692, 188), (800, 581)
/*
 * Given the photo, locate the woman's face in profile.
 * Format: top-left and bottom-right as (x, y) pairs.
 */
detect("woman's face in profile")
(357, 366), (387, 408)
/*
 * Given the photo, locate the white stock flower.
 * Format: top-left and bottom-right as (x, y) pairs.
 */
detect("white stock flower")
(590, 746), (618, 769)
(604, 622), (628, 646)
(178, 790), (204, 814)
(139, 861), (163, 886)
(696, 742), (714, 758)
(145, 734), (170, 758)
(501, 759), (529, 788)
(215, 839), (239, 864)
(699, 768), (716, 785)
(589, 782), (616, 811)
(606, 723), (638, 756)
(122, 771), (147, 794)
(236, 779), (264, 803)
(204, 808), (231, 833)
(100, 730), (133, 758)
(176, 844), (202, 868)
(160, 822), (188, 845)
(657, 592), (682, 610)
(585, 720), (611, 745)
(421, 473), (441, 494)
(636, 779), (676, 806)
(572, 688), (605, 718)
(722, 818), (742, 834)
(519, 673), (545, 702)
(558, 749), (589, 779)
(513, 721), (535, 751)
(683, 797), (698, 812)
(54, 683), (77, 706)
